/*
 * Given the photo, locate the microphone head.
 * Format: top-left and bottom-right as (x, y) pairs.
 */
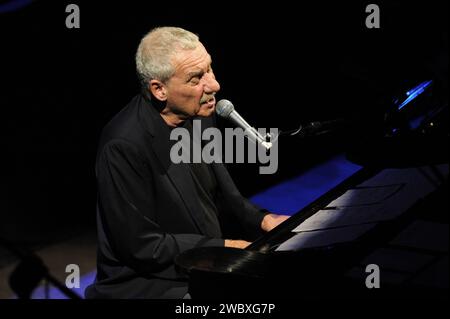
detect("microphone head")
(215, 99), (235, 119)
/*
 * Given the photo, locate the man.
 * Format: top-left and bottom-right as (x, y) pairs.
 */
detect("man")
(86, 27), (288, 299)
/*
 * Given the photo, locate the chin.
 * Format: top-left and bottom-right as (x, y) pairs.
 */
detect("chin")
(196, 108), (215, 117)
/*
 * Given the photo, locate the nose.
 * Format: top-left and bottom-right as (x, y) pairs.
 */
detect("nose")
(203, 72), (221, 93)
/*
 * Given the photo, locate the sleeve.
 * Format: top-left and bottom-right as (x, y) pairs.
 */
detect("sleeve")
(96, 139), (224, 276)
(213, 162), (268, 237)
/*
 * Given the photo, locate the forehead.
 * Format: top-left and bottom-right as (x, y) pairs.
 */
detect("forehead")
(171, 45), (212, 75)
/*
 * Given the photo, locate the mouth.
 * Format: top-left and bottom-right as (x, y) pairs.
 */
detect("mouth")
(200, 96), (216, 109)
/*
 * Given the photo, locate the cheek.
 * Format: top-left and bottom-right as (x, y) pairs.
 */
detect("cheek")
(180, 87), (202, 102)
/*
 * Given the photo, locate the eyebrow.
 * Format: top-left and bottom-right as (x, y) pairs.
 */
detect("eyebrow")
(187, 70), (204, 79)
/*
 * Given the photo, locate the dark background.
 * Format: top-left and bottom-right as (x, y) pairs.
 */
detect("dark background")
(0, 1), (447, 254)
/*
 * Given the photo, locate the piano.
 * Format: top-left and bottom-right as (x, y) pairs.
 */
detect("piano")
(175, 80), (449, 299)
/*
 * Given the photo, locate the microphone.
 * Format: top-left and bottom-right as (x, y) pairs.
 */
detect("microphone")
(215, 99), (273, 150)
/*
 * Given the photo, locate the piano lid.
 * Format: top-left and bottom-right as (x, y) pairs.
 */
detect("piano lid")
(346, 79), (449, 168)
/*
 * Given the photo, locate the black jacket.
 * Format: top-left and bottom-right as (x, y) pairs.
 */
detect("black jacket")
(85, 94), (267, 299)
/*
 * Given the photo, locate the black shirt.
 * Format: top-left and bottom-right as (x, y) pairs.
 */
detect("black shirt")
(185, 120), (222, 238)
(175, 119), (222, 238)
(188, 160), (222, 238)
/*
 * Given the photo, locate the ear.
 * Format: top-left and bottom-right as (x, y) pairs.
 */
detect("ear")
(149, 79), (168, 102)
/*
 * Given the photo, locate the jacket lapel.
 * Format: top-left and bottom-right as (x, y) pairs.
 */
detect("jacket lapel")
(139, 96), (210, 235)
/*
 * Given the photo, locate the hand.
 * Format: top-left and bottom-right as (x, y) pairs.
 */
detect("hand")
(224, 239), (252, 249)
(261, 213), (290, 232)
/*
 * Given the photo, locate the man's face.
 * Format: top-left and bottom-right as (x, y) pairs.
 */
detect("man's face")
(164, 43), (221, 118)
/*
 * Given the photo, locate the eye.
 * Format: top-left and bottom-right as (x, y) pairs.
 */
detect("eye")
(187, 71), (204, 84)
(189, 76), (201, 84)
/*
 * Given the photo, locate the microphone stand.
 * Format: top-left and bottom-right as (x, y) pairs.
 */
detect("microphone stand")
(0, 236), (82, 299)
(279, 119), (348, 139)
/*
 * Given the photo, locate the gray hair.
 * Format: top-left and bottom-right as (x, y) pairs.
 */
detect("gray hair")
(136, 27), (200, 89)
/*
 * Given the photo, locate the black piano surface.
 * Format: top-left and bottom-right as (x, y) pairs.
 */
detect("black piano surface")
(176, 162), (449, 299)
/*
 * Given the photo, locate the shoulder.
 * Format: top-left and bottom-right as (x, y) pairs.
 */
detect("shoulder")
(98, 95), (154, 153)
(101, 96), (143, 138)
